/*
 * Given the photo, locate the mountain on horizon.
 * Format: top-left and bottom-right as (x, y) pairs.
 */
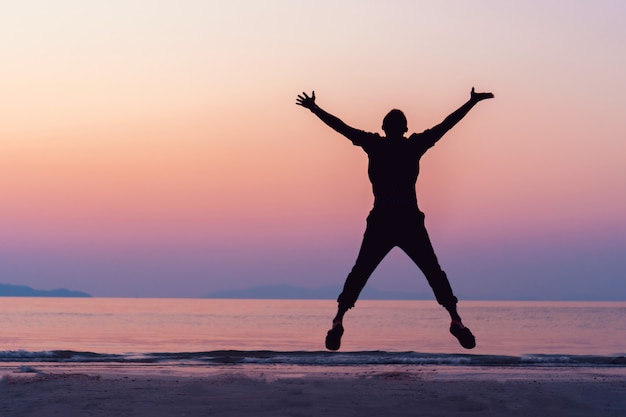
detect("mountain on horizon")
(0, 283), (91, 298)
(205, 284), (432, 300)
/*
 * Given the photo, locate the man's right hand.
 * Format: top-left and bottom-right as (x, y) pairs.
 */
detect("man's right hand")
(470, 87), (494, 103)
(296, 91), (317, 109)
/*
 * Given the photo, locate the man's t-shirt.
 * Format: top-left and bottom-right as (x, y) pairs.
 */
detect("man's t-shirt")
(346, 129), (442, 209)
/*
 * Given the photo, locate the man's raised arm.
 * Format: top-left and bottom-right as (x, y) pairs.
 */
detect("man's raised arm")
(296, 91), (363, 140)
(429, 87), (494, 140)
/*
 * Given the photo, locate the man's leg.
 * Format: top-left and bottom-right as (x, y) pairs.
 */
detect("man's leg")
(327, 213), (393, 350)
(334, 236), (392, 322)
(398, 213), (457, 313)
(398, 212), (475, 349)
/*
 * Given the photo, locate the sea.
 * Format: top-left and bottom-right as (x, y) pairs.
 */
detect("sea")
(1, 298), (625, 369)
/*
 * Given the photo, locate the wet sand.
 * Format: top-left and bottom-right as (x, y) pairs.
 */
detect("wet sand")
(1, 365), (625, 416)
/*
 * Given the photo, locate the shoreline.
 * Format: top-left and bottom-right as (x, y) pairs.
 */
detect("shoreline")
(1, 364), (625, 416)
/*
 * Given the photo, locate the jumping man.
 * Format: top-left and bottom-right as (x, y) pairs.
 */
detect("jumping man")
(296, 88), (494, 350)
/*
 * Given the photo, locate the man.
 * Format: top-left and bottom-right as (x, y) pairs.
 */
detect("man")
(296, 87), (494, 351)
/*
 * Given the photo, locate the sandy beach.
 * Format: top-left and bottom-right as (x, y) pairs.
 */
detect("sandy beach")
(1, 365), (625, 416)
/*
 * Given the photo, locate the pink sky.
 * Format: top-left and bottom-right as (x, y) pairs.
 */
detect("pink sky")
(1, 1), (625, 299)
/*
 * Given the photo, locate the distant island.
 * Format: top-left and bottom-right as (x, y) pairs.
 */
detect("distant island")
(205, 284), (432, 300)
(0, 283), (91, 297)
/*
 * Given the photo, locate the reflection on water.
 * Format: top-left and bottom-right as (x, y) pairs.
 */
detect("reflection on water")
(1, 298), (625, 356)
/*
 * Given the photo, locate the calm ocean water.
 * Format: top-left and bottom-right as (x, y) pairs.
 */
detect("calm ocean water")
(1, 298), (625, 367)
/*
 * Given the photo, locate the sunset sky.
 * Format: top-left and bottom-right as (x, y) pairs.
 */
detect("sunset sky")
(1, 1), (625, 299)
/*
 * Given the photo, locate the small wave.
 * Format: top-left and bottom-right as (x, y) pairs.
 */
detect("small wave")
(1, 350), (625, 367)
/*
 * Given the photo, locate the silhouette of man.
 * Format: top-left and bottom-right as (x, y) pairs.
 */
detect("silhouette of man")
(296, 88), (494, 350)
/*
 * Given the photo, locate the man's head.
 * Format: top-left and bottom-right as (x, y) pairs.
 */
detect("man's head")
(382, 109), (408, 137)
